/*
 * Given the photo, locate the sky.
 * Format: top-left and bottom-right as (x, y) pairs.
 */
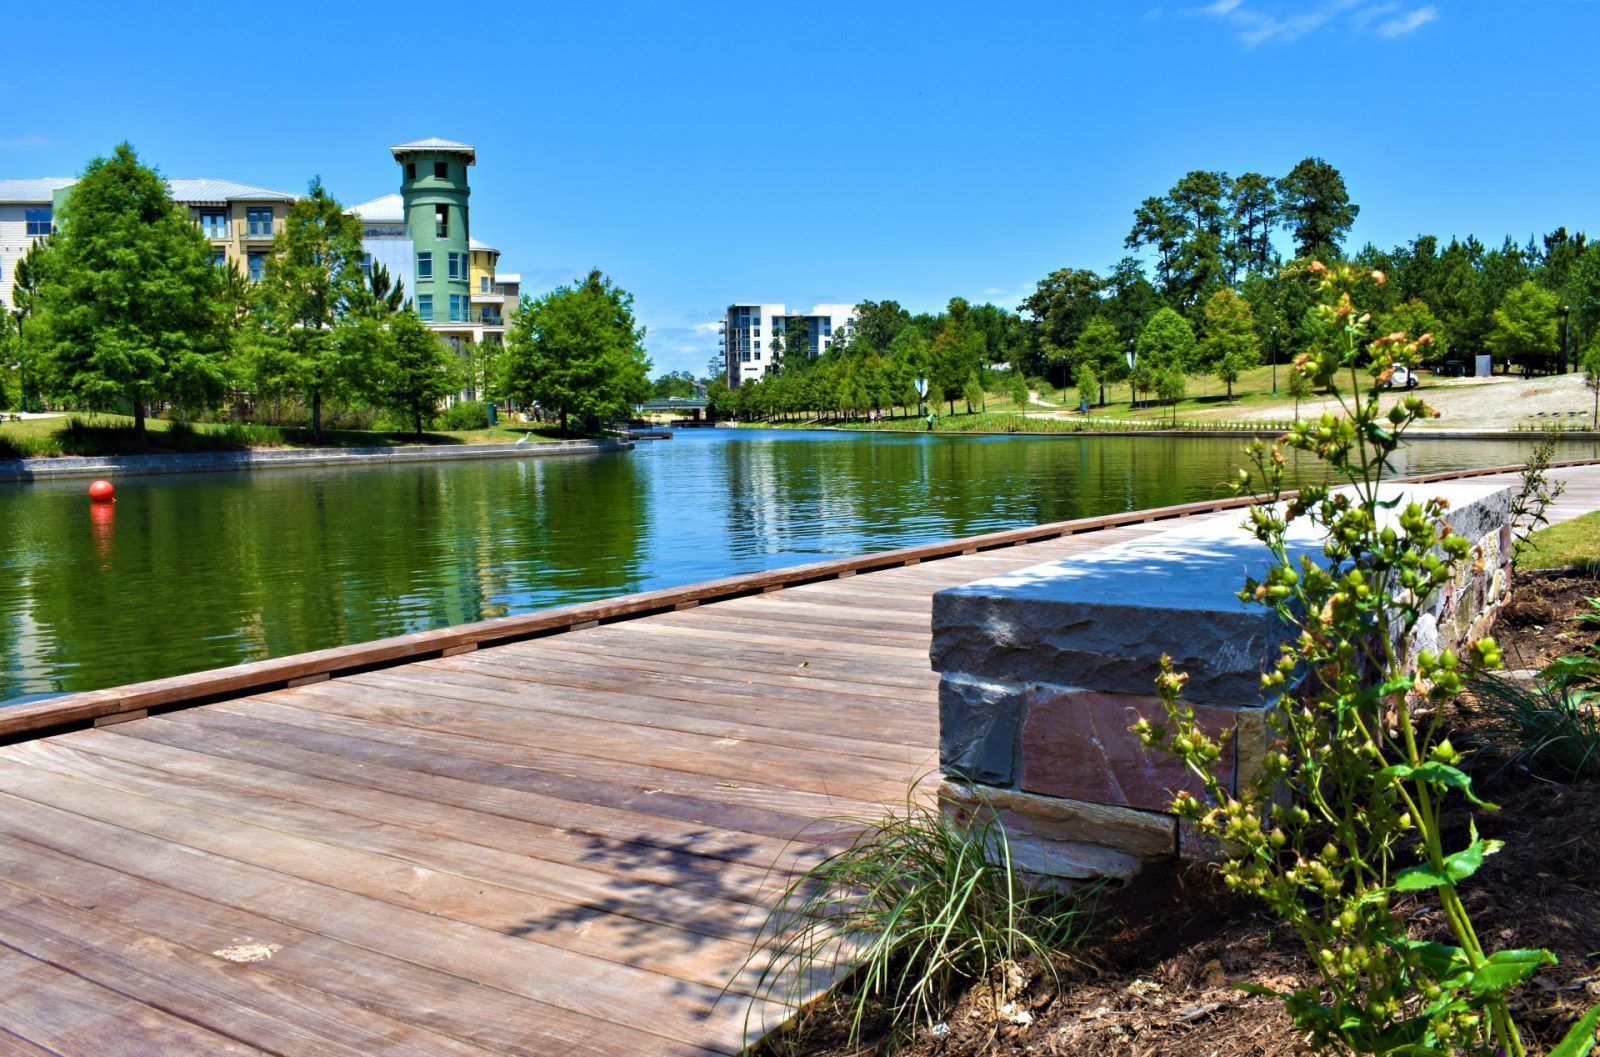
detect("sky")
(3, 0), (1596, 378)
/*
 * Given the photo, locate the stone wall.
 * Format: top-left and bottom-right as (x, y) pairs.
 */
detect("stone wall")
(929, 482), (1514, 886)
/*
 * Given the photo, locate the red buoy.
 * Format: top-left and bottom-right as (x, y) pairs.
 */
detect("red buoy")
(88, 479), (115, 503)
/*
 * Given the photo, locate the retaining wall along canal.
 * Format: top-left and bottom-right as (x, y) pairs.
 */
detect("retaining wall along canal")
(930, 481), (1516, 885)
(0, 438), (632, 483)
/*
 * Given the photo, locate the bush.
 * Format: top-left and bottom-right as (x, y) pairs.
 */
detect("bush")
(438, 400), (489, 431)
(1464, 664), (1600, 783)
(738, 788), (1092, 1046)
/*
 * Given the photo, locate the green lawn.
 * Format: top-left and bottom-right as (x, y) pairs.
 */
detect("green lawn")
(0, 413), (571, 459)
(1519, 511), (1600, 572)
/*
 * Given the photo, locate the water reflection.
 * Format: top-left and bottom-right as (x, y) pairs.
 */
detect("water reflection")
(1, 430), (1591, 702)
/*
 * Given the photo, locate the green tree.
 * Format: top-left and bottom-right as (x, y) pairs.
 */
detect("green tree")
(1008, 371), (1029, 411)
(8, 235), (52, 412)
(1155, 365), (1187, 424)
(365, 261), (406, 317)
(251, 177), (372, 442)
(1485, 280), (1561, 374)
(1197, 288), (1260, 399)
(1074, 361), (1098, 414)
(1073, 316), (1125, 406)
(381, 309), (460, 437)
(1583, 336), (1600, 430)
(1227, 171), (1279, 278)
(1021, 267), (1104, 351)
(962, 372), (985, 414)
(851, 299), (913, 351)
(1133, 308), (1195, 406)
(501, 269), (650, 433)
(32, 144), (228, 436)
(931, 298), (984, 413)
(1277, 157), (1359, 261)
(1376, 299), (1449, 365)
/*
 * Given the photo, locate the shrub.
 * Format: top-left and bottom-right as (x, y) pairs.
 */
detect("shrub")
(1464, 664), (1600, 783)
(1139, 263), (1600, 1056)
(738, 789), (1092, 1046)
(438, 400), (489, 432)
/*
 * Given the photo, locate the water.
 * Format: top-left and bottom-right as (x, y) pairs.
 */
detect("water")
(1, 429), (1590, 703)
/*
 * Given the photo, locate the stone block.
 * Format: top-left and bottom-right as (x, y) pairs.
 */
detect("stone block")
(1018, 688), (1237, 812)
(938, 674), (1024, 785)
(939, 779), (1173, 882)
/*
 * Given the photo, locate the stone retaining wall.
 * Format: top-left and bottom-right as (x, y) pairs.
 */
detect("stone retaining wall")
(0, 438), (631, 483)
(930, 482), (1514, 885)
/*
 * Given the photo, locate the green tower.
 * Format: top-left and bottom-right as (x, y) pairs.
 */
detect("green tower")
(392, 138), (474, 326)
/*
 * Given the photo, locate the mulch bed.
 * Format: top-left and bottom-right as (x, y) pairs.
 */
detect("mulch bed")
(762, 569), (1600, 1056)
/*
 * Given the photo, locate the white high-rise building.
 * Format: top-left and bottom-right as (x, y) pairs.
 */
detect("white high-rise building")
(721, 301), (857, 387)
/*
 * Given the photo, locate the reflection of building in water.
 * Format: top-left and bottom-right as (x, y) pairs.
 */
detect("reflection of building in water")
(720, 302), (859, 388)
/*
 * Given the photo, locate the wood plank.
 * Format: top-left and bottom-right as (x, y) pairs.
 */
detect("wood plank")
(0, 945), (268, 1057)
(0, 876), (502, 1057)
(0, 834), (720, 1057)
(0, 785), (774, 1048)
(0, 756), (767, 991)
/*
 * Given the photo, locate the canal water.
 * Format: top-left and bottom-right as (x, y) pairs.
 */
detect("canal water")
(1, 429), (1591, 704)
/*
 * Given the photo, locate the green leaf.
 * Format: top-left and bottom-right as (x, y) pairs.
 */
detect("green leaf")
(1391, 938), (1472, 985)
(1392, 864), (1451, 891)
(1549, 1001), (1600, 1057)
(1235, 982), (1288, 999)
(1379, 761), (1496, 808)
(1393, 835), (1503, 891)
(1468, 948), (1556, 996)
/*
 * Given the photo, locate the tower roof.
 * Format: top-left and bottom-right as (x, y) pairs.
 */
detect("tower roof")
(390, 138), (476, 163)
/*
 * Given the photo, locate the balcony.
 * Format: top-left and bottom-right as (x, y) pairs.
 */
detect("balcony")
(238, 224), (275, 241)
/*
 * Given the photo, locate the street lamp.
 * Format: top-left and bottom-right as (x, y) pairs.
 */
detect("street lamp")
(1270, 324), (1278, 396)
(1560, 304), (1571, 375)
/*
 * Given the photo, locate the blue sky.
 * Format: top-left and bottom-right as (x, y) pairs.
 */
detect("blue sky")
(3, 1), (1595, 377)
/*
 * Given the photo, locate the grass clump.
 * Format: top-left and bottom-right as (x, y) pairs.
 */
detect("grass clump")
(1465, 663), (1600, 783)
(740, 790), (1093, 1048)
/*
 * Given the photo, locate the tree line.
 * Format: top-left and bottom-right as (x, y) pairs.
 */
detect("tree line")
(706, 156), (1599, 422)
(2, 143), (649, 439)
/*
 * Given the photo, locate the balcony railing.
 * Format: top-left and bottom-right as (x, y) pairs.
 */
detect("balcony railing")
(239, 224), (275, 240)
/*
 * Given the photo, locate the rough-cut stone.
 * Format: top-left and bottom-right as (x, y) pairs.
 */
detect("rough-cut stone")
(938, 673), (1023, 785)
(1233, 705), (1277, 790)
(939, 779), (1176, 859)
(1018, 689), (1237, 811)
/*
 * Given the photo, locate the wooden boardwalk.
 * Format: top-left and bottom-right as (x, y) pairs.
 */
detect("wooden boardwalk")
(0, 464), (1596, 1055)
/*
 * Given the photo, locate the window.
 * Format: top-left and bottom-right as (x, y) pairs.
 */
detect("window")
(247, 251), (267, 282)
(434, 161), (448, 179)
(24, 208), (50, 237)
(754, 340), (761, 349)
(449, 294), (465, 322)
(360, 253), (373, 276)
(246, 208), (272, 237)
(480, 276), (489, 293)
(435, 204), (448, 238)
(209, 249), (226, 267)
(448, 252), (462, 280)
(418, 294), (433, 321)
(406, 162), (416, 181)
(198, 210), (227, 239)
(416, 252), (433, 280)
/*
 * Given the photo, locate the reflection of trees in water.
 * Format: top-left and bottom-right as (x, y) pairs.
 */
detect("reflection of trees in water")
(1, 433), (1587, 701)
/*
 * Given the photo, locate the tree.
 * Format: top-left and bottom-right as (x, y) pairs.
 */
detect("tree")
(380, 309), (460, 437)
(7, 235), (51, 412)
(1277, 157), (1359, 260)
(931, 298), (984, 413)
(1009, 371), (1029, 411)
(1073, 316), (1125, 406)
(852, 299), (913, 351)
(1155, 365), (1187, 425)
(1133, 308), (1195, 406)
(1376, 299), (1449, 365)
(1227, 172), (1279, 278)
(365, 261), (406, 317)
(251, 177), (372, 442)
(1486, 280), (1561, 374)
(32, 144), (227, 436)
(1197, 288), (1260, 399)
(962, 372), (985, 414)
(501, 269), (650, 433)
(1584, 336), (1600, 430)
(1126, 195), (1185, 299)
(1021, 268), (1104, 351)
(650, 370), (699, 400)
(1074, 362), (1098, 414)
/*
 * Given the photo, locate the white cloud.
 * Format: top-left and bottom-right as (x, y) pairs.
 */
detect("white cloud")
(0, 134), (49, 150)
(1376, 5), (1437, 37)
(1194, 0), (1437, 46)
(691, 320), (722, 334)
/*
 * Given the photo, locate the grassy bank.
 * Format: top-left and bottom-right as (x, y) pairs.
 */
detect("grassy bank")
(0, 414), (571, 460)
(1520, 509), (1600, 571)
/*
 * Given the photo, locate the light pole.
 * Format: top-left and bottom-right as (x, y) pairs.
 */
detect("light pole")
(12, 310), (26, 415)
(1125, 341), (1136, 407)
(1270, 324), (1278, 396)
(1560, 304), (1571, 375)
